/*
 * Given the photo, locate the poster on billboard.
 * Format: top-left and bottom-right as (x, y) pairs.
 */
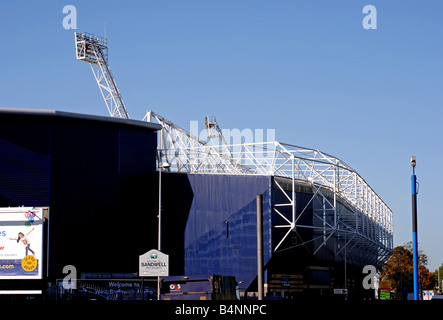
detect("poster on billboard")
(0, 207), (44, 279)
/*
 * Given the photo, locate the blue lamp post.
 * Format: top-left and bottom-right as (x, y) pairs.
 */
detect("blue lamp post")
(411, 156), (419, 300)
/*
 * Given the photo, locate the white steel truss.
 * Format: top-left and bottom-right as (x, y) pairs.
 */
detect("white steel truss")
(143, 110), (248, 174)
(146, 118), (393, 266)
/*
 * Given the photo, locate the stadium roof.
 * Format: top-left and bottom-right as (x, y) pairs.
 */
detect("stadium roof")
(0, 108), (162, 131)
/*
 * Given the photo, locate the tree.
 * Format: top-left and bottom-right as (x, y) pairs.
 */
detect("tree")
(434, 265), (443, 292)
(380, 242), (434, 297)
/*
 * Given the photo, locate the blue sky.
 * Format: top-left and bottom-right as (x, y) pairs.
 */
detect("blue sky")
(1, 1), (443, 271)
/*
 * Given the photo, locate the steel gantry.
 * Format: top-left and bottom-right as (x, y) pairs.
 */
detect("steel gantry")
(143, 111), (248, 174)
(149, 134), (393, 267)
(75, 32), (393, 268)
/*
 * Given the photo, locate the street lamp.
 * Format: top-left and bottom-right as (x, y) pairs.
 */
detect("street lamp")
(411, 156), (419, 300)
(158, 161), (171, 251)
(157, 131), (171, 301)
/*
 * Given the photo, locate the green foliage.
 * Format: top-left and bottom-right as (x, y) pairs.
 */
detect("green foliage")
(380, 242), (434, 294)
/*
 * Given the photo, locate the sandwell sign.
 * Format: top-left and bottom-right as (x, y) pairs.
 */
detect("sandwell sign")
(139, 249), (169, 277)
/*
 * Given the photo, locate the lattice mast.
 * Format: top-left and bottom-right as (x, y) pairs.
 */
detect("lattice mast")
(75, 32), (130, 119)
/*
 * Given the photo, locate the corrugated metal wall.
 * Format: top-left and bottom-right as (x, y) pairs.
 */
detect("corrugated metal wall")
(0, 118), (50, 207)
(183, 174), (272, 291)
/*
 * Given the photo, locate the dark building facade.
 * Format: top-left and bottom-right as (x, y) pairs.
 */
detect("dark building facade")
(0, 108), (377, 300)
(0, 109), (161, 285)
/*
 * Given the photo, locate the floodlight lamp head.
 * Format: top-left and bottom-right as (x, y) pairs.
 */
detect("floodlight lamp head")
(411, 156), (416, 168)
(159, 162), (171, 169)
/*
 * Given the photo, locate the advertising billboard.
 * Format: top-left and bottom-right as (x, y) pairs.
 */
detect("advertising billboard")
(0, 207), (44, 279)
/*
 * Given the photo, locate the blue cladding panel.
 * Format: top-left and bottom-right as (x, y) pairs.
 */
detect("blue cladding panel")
(184, 174), (272, 290)
(119, 127), (157, 176)
(0, 119), (50, 206)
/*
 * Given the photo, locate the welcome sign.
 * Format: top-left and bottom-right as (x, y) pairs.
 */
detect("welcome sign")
(139, 249), (169, 277)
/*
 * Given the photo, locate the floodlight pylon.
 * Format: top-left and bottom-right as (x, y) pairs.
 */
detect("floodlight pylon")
(75, 32), (129, 119)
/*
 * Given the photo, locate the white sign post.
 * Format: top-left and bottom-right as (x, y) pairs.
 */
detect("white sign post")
(139, 249), (169, 300)
(139, 249), (169, 277)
